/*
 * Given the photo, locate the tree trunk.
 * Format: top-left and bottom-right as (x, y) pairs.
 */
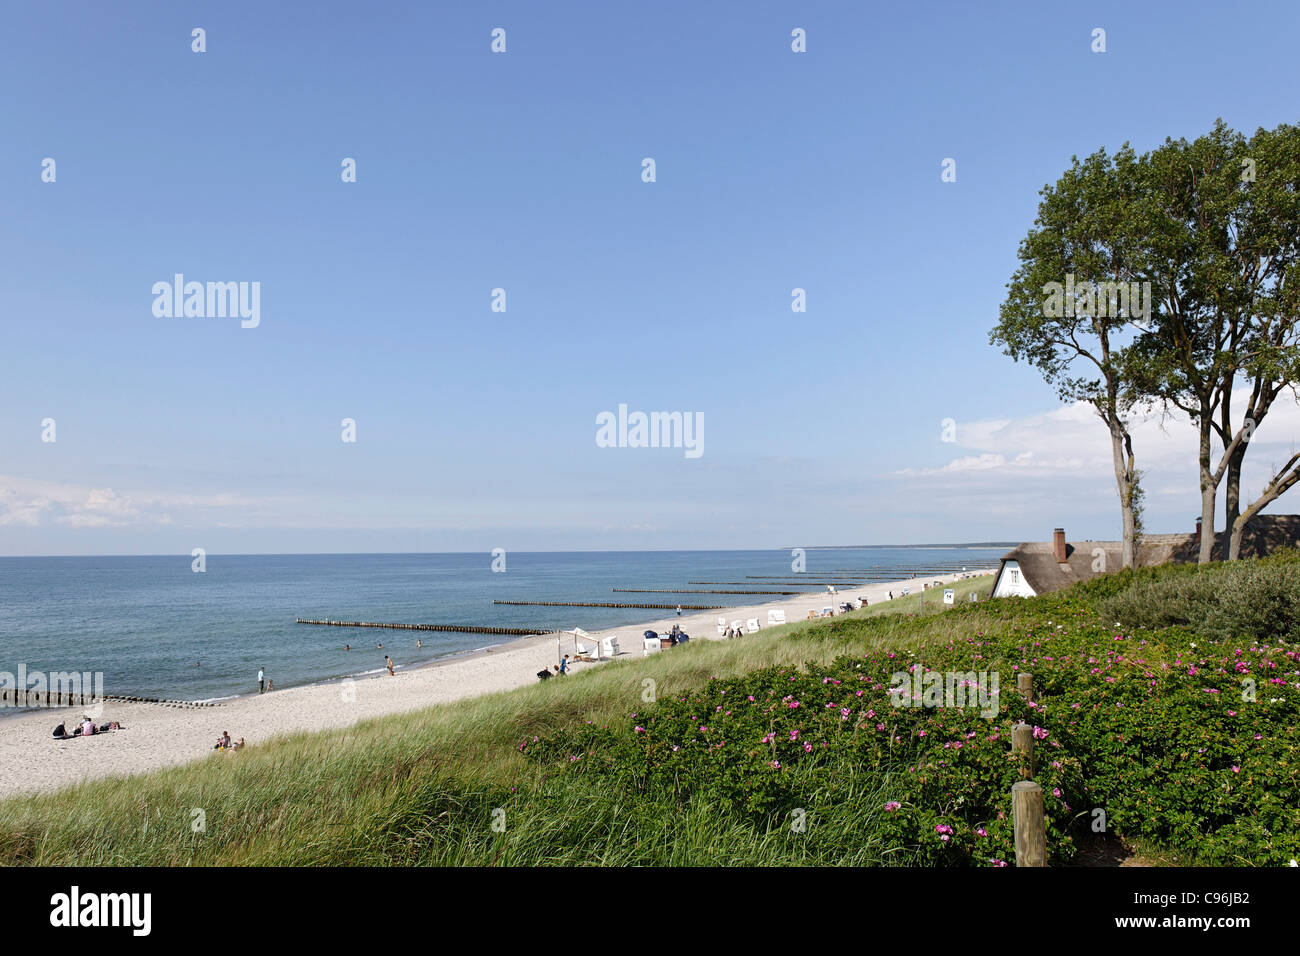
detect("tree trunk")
(1198, 418), (1216, 564)
(1228, 515), (1247, 561)
(1231, 453), (1300, 560)
(1223, 442), (1245, 549)
(1108, 415), (1137, 569)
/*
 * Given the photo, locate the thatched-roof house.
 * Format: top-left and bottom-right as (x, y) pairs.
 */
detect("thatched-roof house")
(989, 514), (1300, 598)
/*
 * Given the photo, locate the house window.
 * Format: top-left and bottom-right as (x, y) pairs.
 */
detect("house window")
(1010, 569), (1019, 585)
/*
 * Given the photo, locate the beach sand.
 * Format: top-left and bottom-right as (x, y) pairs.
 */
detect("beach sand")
(0, 571), (991, 800)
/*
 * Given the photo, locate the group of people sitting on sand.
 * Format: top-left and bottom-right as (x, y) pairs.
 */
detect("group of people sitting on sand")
(212, 731), (245, 752)
(53, 716), (123, 739)
(648, 624), (689, 646)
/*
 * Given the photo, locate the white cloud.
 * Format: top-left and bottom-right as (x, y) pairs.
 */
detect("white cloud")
(892, 391), (1300, 530)
(0, 476), (261, 529)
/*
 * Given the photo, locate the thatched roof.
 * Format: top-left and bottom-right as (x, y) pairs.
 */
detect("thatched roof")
(995, 514), (1300, 595)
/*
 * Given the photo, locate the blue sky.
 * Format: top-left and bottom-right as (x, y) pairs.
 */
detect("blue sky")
(3, 0), (1299, 555)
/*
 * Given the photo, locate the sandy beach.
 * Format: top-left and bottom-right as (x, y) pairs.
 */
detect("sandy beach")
(0, 571), (991, 800)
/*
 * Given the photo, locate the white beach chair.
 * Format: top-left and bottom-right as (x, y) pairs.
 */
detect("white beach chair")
(717, 615), (727, 636)
(746, 618), (760, 634)
(768, 609), (786, 625)
(821, 606), (833, 617)
(643, 636), (661, 656)
(601, 636), (620, 657)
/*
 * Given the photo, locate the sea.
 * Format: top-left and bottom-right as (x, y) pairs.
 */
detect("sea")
(0, 547), (1008, 703)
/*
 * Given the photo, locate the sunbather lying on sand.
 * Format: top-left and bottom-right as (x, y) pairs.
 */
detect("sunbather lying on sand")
(52, 719), (123, 740)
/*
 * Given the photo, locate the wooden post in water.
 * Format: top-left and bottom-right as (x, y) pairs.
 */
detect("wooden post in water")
(1012, 721), (1034, 779)
(1012, 780), (1046, 867)
(1017, 671), (1034, 704)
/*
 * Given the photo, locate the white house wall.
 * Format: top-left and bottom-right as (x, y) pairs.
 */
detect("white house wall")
(992, 560), (1037, 598)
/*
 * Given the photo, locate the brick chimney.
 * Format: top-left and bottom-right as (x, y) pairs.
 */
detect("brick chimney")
(1194, 517), (1202, 542)
(1053, 528), (1067, 563)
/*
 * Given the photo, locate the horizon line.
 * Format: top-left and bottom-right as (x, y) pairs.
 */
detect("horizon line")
(0, 542), (1022, 559)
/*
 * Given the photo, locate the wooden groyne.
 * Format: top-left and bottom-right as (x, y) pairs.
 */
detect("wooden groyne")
(493, 600), (726, 610)
(296, 618), (555, 636)
(0, 689), (217, 709)
(611, 588), (801, 595)
(689, 581), (858, 587)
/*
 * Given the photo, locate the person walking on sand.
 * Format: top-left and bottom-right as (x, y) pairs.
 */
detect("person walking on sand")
(676, 604), (682, 617)
(385, 655), (395, 677)
(258, 666), (265, 694)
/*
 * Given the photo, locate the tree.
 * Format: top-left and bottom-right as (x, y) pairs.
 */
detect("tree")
(991, 146), (1151, 568)
(1137, 121), (1300, 561)
(995, 121), (1300, 566)
(1222, 122), (1300, 558)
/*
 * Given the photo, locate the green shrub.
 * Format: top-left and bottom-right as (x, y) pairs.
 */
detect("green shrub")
(1100, 557), (1300, 644)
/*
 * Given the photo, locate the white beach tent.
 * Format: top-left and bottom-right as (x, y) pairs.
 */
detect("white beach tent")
(560, 627), (601, 662)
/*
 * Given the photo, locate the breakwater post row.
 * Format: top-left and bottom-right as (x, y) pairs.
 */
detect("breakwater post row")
(687, 581), (861, 587)
(610, 588), (802, 595)
(295, 618), (555, 636)
(492, 601), (726, 610)
(0, 689), (217, 709)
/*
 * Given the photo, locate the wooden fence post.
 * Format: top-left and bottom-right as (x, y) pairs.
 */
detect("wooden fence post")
(1011, 721), (1034, 779)
(1017, 671), (1034, 703)
(1012, 780), (1046, 867)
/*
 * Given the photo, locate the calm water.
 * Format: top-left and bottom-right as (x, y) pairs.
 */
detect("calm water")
(0, 548), (1005, 701)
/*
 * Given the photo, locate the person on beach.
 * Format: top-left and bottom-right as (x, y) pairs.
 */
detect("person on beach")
(81, 716), (97, 736)
(258, 667), (265, 694)
(537, 668), (552, 681)
(385, 655), (395, 676)
(559, 655), (569, 675)
(676, 605), (682, 617)
(265, 678), (273, 692)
